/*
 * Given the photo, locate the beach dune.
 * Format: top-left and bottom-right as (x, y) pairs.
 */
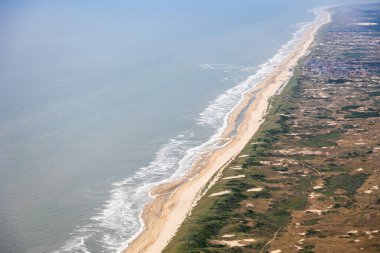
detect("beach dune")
(123, 8), (331, 253)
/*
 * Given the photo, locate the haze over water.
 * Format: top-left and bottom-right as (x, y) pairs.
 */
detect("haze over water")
(0, 0), (359, 252)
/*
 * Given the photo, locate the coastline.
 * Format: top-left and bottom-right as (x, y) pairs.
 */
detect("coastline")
(123, 7), (331, 253)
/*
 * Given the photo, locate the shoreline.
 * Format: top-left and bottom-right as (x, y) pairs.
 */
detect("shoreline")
(123, 8), (331, 253)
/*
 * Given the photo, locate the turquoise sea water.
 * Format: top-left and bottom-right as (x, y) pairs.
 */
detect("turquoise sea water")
(0, 0), (361, 252)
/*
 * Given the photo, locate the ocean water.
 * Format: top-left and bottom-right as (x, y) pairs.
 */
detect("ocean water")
(0, 1), (355, 252)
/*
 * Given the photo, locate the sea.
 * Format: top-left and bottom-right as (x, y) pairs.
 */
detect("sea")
(0, 0), (357, 252)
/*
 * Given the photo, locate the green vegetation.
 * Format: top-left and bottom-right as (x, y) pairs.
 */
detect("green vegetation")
(280, 194), (308, 210)
(299, 245), (315, 253)
(338, 151), (365, 159)
(301, 218), (320, 226)
(242, 157), (262, 168)
(293, 155), (316, 160)
(324, 173), (368, 196)
(298, 131), (341, 147)
(347, 111), (379, 118)
(340, 105), (362, 111)
(171, 191), (246, 252)
(306, 228), (325, 238)
(342, 124), (355, 129)
(271, 167), (288, 172)
(368, 91), (380, 96)
(328, 78), (350, 84)
(333, 195), (353, 208)
(315, 114), (333, 119)
(250, 173), (266, 181)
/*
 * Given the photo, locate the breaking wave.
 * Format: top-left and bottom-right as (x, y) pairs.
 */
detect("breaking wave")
(54, 10), (323, 253)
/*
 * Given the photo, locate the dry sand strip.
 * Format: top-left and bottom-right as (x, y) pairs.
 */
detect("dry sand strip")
(247, 187), (263, 192)
(210, 238), (257, 248)
(209, 190), (231, 197)
(222, 174), (245, 180)
(123, 8), (331, 253)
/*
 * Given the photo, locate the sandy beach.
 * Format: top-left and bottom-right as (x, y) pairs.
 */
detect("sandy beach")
(123, 8), (331, 253)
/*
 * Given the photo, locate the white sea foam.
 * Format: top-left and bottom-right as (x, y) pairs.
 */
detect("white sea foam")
(197, 21), (313, 130)
(54, 10), (323, 253)
(53, 234), (91, 253)
(200, 63), (257, 73)
(53, 134), (197, 253)
(199, 63), (244, 70)
(55, 128), (229, 253)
